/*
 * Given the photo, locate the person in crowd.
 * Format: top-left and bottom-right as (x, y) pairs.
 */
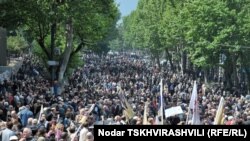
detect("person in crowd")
(19, 127), (34, 141)
(9, 135), (18, 141)
(2, 122), (15, 141)
(0, 52), (249, 141)
(19, 106), (33, 127)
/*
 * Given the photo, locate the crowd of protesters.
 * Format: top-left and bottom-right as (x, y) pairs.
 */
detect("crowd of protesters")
(0, 52), (249, 141)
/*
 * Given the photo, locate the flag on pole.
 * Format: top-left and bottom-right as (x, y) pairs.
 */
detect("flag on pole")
(117, 91), (135, 119)
(38, 105), (43, 124)
(154, 95), (160, 125)
(214, 97), (225, 125)
(157, 79), (164, 125)
(155, 116), (160, 125)
(87, 104), (95, 114)
(71, 104), (95, 141)
(57, 114), (60, 123)
(143, 102), (148, 125)
(188, 81), (200, 125)
(125, 100), (135, 119)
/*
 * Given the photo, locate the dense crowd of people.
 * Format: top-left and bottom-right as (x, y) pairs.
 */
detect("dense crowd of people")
(0, 52), (249, 141)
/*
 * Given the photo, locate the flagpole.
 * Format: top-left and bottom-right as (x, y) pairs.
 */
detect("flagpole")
(214, 97), (225, 125)
(38, 105), (43, 124)
(187, 81), (200, 125)
(160, 79), (164, 125)
(185, 107), (190, 125)
(143, 102), (148, 125)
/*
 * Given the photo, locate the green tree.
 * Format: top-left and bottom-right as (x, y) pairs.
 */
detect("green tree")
(183, 0), (250, 88)
(7, 35), (28, 54)
(122, 0), (166, 67)
(0, 0), (119, 84)
(121, 0), (250, 90)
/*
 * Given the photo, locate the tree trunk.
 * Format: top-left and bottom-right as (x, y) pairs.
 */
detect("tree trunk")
(156, 52), (161, 71)
(0, 27), (7, 66)
(165, 49), (174, 70)
(181, 50), (187, 75)
(218, 65), (223, 83)
(50, 1), (58, 83)
(50, 22), (57, 82)
(242, 66), (250, 94)
(223, 53), (233, 89)
(239, 50), (250, 93)
(245, 71), (250, 94)
(58, 19), (73, 83)
(232, 54), (239, 87)
(204, 69), (208, 84)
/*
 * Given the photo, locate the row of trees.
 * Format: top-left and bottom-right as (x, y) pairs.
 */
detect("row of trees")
(110, 0), (250, 90)
(0, 0), (119, 83)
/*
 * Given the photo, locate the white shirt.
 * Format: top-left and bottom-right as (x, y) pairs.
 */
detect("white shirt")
(79, 127), (88, 141)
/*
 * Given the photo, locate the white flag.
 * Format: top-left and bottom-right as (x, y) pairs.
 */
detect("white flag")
(189, 81), (200, 125)
(38, 105), (43, 124)
(155, 116), (160, 125)
(157, 79), (164, 125)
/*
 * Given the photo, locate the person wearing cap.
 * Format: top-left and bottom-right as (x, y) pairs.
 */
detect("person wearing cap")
(9, 135), (18, 141)
(225, 116), (235, 125)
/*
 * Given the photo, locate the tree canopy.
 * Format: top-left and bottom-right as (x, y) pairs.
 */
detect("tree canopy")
(0, 0), (120, 82)
(116, 0), (250, 89)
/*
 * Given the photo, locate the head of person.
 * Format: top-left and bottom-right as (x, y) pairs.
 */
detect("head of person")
(22, 127), (32, 138)
(86, 132), (94, 141)
(27, 118), (33, 125)
(32, 119), (38, 125)
(41, 113), (47, 122)
(11, 110), (17, 118)
(6, 121), (13, 129)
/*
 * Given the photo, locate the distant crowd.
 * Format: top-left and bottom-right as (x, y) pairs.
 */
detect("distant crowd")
(0, 52), (249, 141)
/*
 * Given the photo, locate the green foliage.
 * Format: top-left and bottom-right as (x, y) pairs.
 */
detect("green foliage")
(108, 24), (124, 51)
(0, 0), (119, 80)
(122, 0), (185, 58)
(7, 35), (28, 53)
(32, 41), (49, 66)
(121, 0), (250, 71)
(109, 38), (122, 51)
(65, 52), (84, 76)
(182, 0), (250, 69)
(32, 38), (83, 76)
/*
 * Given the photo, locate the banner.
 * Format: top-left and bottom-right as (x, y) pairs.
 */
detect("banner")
(165, 106), (183, 118)
(187, 81), (200, 125)
(214, 97), (225, 125)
